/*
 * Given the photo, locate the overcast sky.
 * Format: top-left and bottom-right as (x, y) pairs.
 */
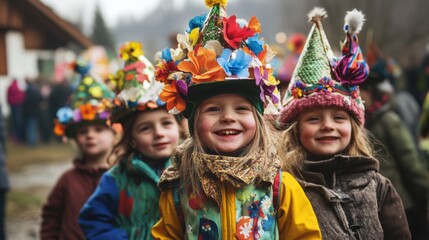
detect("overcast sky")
(40, 0), (188, 33)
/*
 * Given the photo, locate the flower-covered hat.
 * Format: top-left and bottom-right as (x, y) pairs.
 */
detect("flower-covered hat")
(110, 41), (165, 123)
(154, 0), (280, 128)
(280, 8), (369, 126)
(54, 59), (116, 138)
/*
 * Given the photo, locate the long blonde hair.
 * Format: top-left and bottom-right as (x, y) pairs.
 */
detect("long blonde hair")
(179, 103), (281, 196)
(279, 116), (375, 169)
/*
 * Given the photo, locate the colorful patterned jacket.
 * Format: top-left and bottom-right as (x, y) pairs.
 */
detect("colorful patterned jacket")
(152, 171), (321, 239)
(79, 155), (171, 240)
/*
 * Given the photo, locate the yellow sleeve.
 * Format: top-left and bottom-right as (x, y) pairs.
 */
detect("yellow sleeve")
(151, 189), (184, 239)
(277, 172), (322, 239)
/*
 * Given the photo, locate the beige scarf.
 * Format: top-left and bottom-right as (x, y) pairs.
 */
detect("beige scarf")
(159, 147), (281, 206)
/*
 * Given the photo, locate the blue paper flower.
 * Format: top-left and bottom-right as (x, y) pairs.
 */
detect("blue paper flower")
(161, 48), (173, 62)
(56, 106), (74, 123)
(246, 34), (264, 56)
(187, 13), (207, 33)
(217, 49), (252, 78)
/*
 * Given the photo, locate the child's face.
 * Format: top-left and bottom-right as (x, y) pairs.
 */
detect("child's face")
(76, 125), (115, 158)
(131, 109), (180, 160)
(298, 108), (352, 158)
(197, 94), (256, 154)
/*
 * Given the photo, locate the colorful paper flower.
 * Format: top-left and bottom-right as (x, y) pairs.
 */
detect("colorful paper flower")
(53, 120), (66, 136)
(246, 35), (264, 56)
(155, 60), (178, 84)
(205, 0), (227, 7)
(222, 15), (255, 49)
(291, 80), (306, 99)
(80, 103), (97, 120)
(161, 48), (173, 62)
(178, 47), (226, 84)
(187, 13), (207, 33)
(108, 70), (125, 91)
(204, 40), (223, 56)
(56, 107), (74, 123)
(119, 41), (144, 61)
(254, 67), (280, 104)
(248, 16), (261, 34)
(160, 81), (187, 112)
(318, 77), (334, 92)
(88, 86), (102, 98)
(73, 108), (82, 122)
(217, 49), (252, 78)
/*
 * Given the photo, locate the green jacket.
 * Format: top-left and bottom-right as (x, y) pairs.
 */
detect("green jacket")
(79, 155), (171, 239)
(366, 105), (429, 209)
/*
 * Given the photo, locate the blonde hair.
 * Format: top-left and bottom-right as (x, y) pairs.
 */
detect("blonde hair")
(179, 103), (281, 196)
(279, 116), (374, 169)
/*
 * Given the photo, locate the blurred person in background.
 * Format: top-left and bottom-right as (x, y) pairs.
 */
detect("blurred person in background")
(6, 78), (26, 143)
(38, 80), (53, 143)
(0, 102), (10, 240)
(23, 78), (42, 147)
(360, 59), (429, 240)
(48, 78), (73, 143)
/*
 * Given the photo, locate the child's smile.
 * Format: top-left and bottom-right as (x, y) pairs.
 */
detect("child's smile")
(298, 108), (352, 158)
(197, 94), (256, 155)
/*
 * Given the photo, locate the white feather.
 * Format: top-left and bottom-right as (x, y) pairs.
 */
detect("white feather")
(344, 9), (365, 34)
(307, 7), (327, 23)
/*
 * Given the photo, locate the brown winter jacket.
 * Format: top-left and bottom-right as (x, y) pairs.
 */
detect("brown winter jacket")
(294, 155), (411, 240)
(40, 159), (108, 240)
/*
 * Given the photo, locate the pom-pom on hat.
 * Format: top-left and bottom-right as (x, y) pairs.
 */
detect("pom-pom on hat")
(110, 41), (165, 123)
(154, 0), (281, 133)
(280, 8), (369, 126)
(53, 58), (116, 138)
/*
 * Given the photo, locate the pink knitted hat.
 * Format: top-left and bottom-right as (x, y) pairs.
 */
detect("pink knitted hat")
(280, 8), (369, 126)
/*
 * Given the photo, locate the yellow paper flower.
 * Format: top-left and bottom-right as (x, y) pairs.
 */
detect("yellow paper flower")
(205, 0), (227, 7)
(120, 41), (144, 61)
(177, 48), (226, 84)
(88, 86), (103, 98)
(83, 76), (94, 85)
(189, 28), (200, 47)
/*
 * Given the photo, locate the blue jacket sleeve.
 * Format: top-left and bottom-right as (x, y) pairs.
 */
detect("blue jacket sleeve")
(78, 172), (128, 239)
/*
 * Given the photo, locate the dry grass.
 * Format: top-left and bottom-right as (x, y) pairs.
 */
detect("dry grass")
(6, 140), (77, 219)
(6, 141), (76, 172)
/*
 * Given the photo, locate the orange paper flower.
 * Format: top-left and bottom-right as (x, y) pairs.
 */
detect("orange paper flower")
(160, 82), (186, 111)
(80, 103), (97, 120)
(53, 121), (66, 136)
(248, 16), (261, 34)
(177, 48), (226, 84)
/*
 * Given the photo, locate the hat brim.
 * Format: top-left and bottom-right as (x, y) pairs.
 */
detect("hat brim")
(184, 79), (263, 118)
(280, 93), (364, 126)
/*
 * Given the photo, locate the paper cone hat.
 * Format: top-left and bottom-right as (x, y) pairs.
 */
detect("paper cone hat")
(54, 58), (115, 137)
(280, 8), (369, 126)
(154, 0), (281, 125)
(110, 41), (165, 123)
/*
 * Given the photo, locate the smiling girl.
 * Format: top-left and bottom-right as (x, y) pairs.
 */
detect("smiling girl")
(279, 8), (410, 239)
(78, 42), (182, 240)
(151, 1), (321, 239)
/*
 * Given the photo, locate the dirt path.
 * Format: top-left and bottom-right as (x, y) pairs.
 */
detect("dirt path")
(7, 162), (71, 240)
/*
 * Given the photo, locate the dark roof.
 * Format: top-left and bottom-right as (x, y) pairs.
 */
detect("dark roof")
(15, 0), (93, 48)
